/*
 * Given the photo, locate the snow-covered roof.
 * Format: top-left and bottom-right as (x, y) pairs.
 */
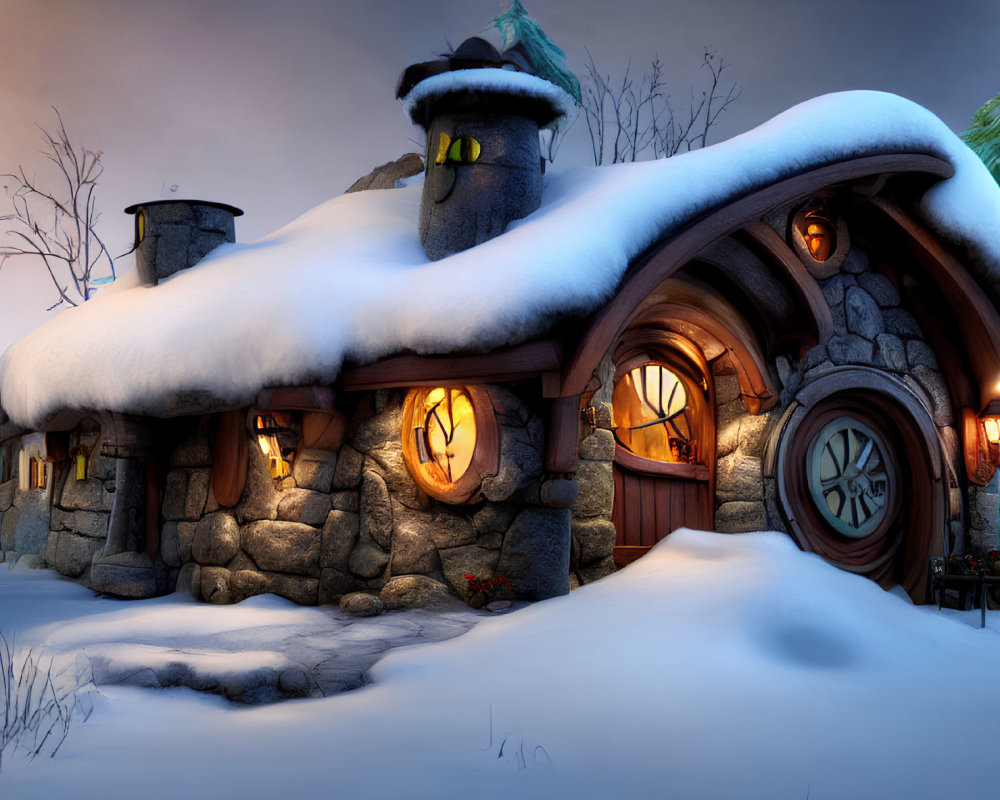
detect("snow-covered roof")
(2, 91), (999, 429)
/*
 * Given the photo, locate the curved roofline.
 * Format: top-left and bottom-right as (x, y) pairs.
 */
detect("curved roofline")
(560, 152), (955, 398)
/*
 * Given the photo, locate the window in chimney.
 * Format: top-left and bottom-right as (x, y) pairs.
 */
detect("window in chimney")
(435, 133), (481, 164)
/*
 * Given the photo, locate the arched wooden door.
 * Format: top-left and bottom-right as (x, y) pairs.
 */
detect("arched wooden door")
(610, 351), (715, 567)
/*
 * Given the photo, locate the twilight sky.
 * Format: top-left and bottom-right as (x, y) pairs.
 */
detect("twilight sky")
(1, 0), (998, 343)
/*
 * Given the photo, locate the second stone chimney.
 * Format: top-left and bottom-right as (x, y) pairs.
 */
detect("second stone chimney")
(124, 200), (243, 285)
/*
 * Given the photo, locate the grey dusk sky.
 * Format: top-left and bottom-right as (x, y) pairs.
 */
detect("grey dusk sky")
(0, 0), (997, 340)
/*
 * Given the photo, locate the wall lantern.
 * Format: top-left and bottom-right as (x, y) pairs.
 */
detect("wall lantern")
(254, 413), (296, 480)
(963, 408), (1000, 485)
(983, 417), (1000, 446)
(401, 386), (499, 504)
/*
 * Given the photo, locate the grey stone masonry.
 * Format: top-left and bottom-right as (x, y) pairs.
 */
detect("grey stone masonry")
(751, 242), (970, 550)
(713, 356), (772, 533)
(171, 384), (564, 608)
(128, 200), (241, 285)
(570, 405), (617, 586)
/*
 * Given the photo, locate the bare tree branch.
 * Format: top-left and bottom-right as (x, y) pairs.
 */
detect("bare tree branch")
(580, 48), (741, 166)
(0, 109), (116, 309)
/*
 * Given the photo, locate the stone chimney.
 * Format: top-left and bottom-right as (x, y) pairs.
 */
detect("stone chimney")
(397, 36), (574, 261)
(124, 200), (243, 285)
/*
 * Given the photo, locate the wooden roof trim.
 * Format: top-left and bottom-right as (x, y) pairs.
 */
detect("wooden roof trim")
(256, 385), (336, 412)
(561, 153), (954, 397)
(866, 195), (1000, 414)
(341, 339), (563, 392)
(645, 303), (777, 414)
(739, 221), (835, 351)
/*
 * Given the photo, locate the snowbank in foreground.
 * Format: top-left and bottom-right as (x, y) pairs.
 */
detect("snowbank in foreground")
(1, 529), (999, 799)
(2, 91), (999, 427)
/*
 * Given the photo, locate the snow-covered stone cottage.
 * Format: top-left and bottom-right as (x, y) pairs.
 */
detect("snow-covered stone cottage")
(3, 21), (1000, 610)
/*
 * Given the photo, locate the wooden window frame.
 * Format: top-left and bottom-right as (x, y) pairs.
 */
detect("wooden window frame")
(401, 386), (499, 504)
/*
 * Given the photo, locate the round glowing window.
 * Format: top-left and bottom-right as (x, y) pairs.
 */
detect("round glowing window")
(803, 214), (835, 261)
(612, 363), (696, 463)
(401, 386), (498, 503)
(790, 202), (850, 278)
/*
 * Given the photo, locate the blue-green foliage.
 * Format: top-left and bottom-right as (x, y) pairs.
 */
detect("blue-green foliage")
(961, 94), (1000, 186)
(492, 0), (581, 104)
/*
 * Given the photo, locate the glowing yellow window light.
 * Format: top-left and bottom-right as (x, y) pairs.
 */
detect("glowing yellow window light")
(255, 415), (290, 479)
(30, 456), (46, 491)
(984, 417), (1000, 444)
(802, 212), (836, 262)
(76, 453), (87, 481)
(612, 363), (694, 463)
(417, 387), (477, 485)
(434, 133), (481, 165)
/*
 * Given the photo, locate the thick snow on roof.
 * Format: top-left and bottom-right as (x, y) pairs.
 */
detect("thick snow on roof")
(2, 90), (999, 427)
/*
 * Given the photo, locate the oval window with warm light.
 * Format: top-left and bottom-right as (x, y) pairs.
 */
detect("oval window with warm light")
(401, 386), (498, 503)
(802, 212), (835, 262)
(612, 363), (696, 463)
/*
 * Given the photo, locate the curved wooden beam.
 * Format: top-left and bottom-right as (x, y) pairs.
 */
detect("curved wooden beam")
(561, 153), (954, 398)
(643, 303), (776, 413)
(866, 196), (1000, 414)
(739, 221), (835, 351)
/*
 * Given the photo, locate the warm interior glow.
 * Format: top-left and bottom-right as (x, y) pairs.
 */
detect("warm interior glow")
(802, 213), (835, 262)
(434, 133), (481, 165)
(612, 363), (694, 463)
(255, 415), (290, 479)
(984, 417), (1000, 444)
(76, 453), (87, 481)
(418, 388), (477, 485)
(30, 456), (46, 491)
(435, 132), (451, 165)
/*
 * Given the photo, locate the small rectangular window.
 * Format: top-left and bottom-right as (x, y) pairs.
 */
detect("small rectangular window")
(29, 456), (47, 491)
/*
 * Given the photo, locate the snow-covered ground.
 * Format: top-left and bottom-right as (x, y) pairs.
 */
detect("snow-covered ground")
(1, 528), (998, 799)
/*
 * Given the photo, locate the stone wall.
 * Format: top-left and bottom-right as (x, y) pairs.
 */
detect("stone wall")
(0, 424), (52, 568)
(734, 245), (971, 552)
(713, 358), (774, 533)
(171, 385), (572, 608)
(45, 430), (115, 586)
(570, 402), (617, 587)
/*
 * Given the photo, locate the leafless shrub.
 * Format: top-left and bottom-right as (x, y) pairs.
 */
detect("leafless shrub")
(0, 631), (95, 772)
(582, 48), (741, 165)
(1, 109), (116, 310)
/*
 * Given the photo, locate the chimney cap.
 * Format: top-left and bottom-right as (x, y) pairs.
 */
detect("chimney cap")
(124, 199), (244, 216)
(397, 35), (577, 130)
(400, 67), (575, 130)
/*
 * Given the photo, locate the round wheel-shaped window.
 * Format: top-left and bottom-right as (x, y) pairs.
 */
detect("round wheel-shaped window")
(807, 417), (895, 539)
